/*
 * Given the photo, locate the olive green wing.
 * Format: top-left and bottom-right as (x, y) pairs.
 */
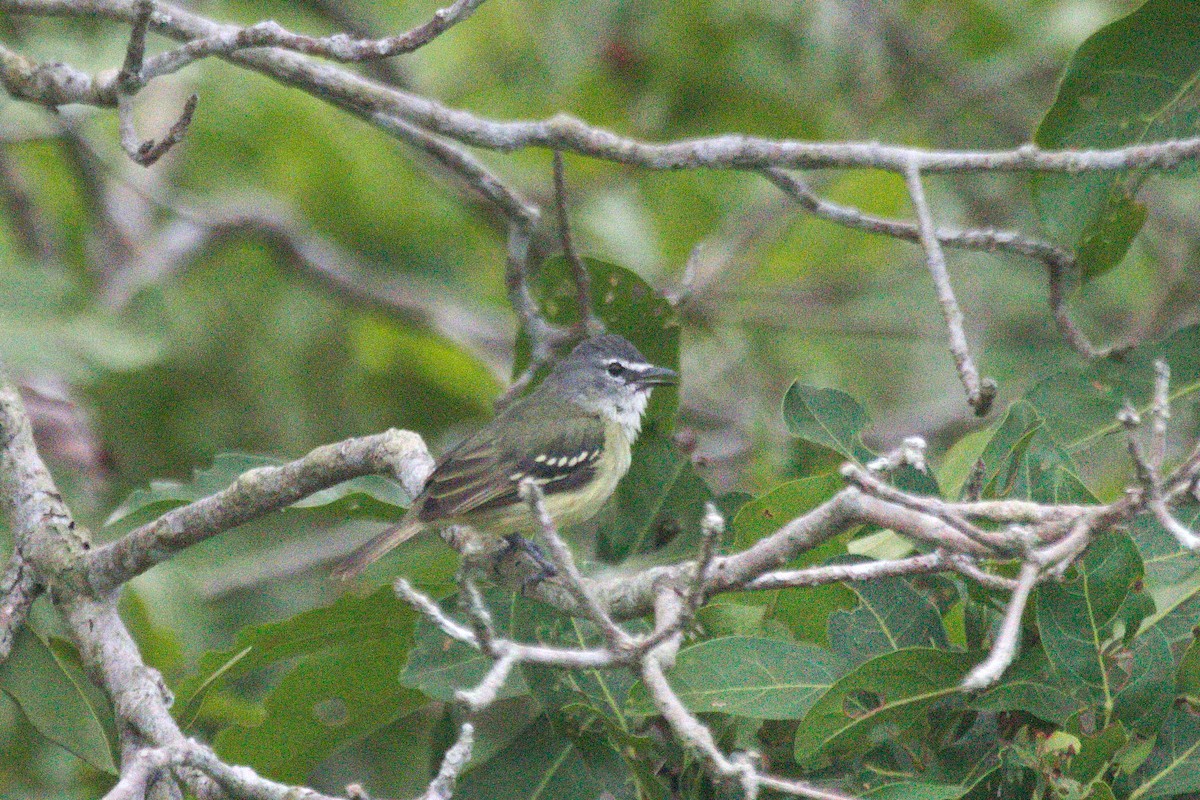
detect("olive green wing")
(418, 409), (607, 522)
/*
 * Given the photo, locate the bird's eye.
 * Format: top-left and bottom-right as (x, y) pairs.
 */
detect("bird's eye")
(606, 361), (624, 377)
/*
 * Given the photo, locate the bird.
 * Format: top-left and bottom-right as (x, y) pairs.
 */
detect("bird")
(333, 333), (678, 581)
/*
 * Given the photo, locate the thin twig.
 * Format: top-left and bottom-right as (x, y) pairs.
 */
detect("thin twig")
(135, 0), (490, 83)
(961, 560), (1040, 689)
(1151, 360), (1170, 469)
(902, 162), (995, 415)
(552, 150), (599, 333)
(519, 480), (631, 649)
(763, 168), (1116, 359)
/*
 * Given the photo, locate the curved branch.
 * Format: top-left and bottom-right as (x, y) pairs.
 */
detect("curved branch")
(85, 429), (434, 593)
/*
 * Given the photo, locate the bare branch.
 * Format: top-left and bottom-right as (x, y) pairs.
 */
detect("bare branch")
(85, 429), (434, 593)
(841, 462), (1012, 553)
(961, 560), (1040, 690)
(117, 91), (199, 167)
(552, 150), (599, 333)
(6, 3), (1200, 175)
(1122, 400), (1200, 550)
(519, 480), (631, 649)
(0, 552), (40, 664)
(903, 163), (995, 415)
(742, 552), (945, 592)
(102, 739), (346, 800)
(116, 0), (153, 90)
(136, 0), (489, 84)
(763, 168), (1116, 359)
(418, 721), (475, 800)
(1151, 359), (1170, 469)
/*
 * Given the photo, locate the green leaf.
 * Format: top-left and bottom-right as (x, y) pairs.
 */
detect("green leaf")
(1178, 637), (1200, 704)
(106, 452), (408, 530)
(511, 596), (639, 730)
(453, 713), (609, 800)
(1129, 501), (1200, 644)
(1066, 721), (1129, 786)
(1036, 531), (1143, 717)
(402, 588), (529, 702)
(978, 401), (1095, 505)
(596, 424), (712, 562)
(1113, 626), (1175, 736)
(782, 383), (872, 463)
(827, 564), (950, 667)
(0, 625), (117, 774)
(863, 783), (967, 800)
(973, 648), (1085, 727)
(627, 636), (844, 719)
(214, 628), (427, 782)
(1025, 324), (1200, 457)
(177, 586), (414, 720)
(177, 586), (420, 780)
(515, 256), (680, 425)
(1033, 0), (1200, 281)
(794, 647), (977, 765)
(1127, 704), (1200, 799)
(732, 472), (845, 550)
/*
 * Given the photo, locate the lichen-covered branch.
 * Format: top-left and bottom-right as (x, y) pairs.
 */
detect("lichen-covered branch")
(85, 429), (433, 593)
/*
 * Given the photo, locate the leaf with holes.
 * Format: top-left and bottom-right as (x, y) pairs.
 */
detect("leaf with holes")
(794, 647), (977, 766)
(176, 586), (421, 782)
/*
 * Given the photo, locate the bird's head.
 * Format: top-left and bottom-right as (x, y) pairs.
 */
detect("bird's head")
(545, 334), (678, 436)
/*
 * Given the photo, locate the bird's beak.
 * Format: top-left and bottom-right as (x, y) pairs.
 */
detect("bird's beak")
(634, 366), (678, 386)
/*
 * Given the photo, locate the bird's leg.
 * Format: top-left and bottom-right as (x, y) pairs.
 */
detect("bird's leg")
(498, 533), (558, 589)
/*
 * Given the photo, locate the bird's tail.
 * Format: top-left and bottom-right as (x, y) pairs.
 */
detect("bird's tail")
(332, 518), (423, 582)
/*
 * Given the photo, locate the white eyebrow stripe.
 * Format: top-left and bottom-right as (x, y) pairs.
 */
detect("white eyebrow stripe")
(623, 362), (654, 372)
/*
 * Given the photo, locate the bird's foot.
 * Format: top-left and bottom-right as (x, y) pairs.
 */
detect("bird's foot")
(497, 533), (558, 590)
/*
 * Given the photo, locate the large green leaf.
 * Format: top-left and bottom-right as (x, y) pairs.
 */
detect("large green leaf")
(782, 383), (872, 463)
(0, 624), (117, 775)
(214, 630), (426, 783)
(177, 587), (421, 781)
(827, 565), (950, 667)
(176, 586), (415, 721)
(1129, 501), (1200, 645)
(595, 424), (713, 563)
(106, 452), (409, 530)
(732, 472), (845, 550)
(1036, 531), (1142, 720)
(1024, 324), (1200, 458)
(453, 712), (610, 800)
(514, 256), (680, 426)
(973, 648), (1085, 727)
(627, 636), (844, 720)
(794, 647), (977, 765)
(1126, 704), (1200, 799)
(1033, 0), (1200, 281)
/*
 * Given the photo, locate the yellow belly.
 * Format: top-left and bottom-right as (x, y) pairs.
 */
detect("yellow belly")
(463, 420), (632, 537)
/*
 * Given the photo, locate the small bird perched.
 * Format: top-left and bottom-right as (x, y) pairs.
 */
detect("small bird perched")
(333, 334), (678, 581)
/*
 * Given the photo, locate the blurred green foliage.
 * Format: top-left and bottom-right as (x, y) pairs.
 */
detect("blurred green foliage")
(10, 0), (1200, 797)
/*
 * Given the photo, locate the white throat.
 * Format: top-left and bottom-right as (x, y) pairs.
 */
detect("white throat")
(605, 389), (649, 442)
